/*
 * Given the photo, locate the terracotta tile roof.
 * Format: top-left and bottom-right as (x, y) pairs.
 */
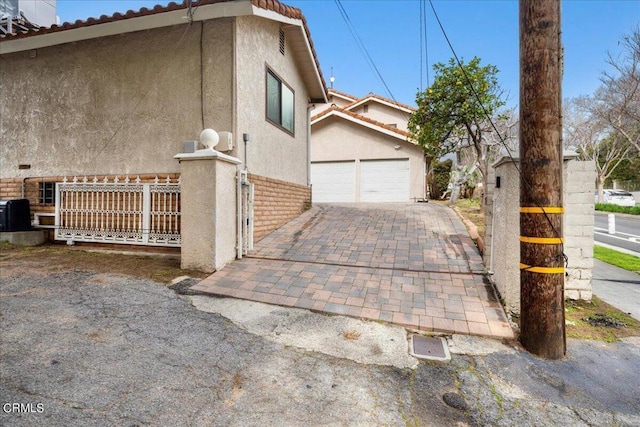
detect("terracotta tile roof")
(343, 92), (417, 113)
(0, 17), (40, 37)
(1, 1), (300, 40)
(312, 106), (413, 139)
(327, 88), (358, 101)
(1, 1), (185, 39)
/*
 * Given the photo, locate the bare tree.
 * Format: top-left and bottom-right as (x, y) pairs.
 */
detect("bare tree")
(592, 27), (640, 153)
(564, 97), (634, 202)
(485, 107), (519, 163)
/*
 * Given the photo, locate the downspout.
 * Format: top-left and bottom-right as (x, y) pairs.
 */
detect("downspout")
(307, 103), (316, 186)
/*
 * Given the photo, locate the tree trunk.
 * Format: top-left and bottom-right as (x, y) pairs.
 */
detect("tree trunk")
(597, 176), (605, 204)
(449, 166), (463, 203)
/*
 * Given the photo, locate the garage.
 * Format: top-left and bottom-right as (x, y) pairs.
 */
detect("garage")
(311, 161), (355, 203)
(310, 101), (425, 203)
(311, 159), (410, 203)
(360, 159), (410, 202)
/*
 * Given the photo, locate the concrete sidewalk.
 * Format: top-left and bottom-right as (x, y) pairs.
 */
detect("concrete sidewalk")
(193, 204), (513, 338)
(593, 259), (640, 320)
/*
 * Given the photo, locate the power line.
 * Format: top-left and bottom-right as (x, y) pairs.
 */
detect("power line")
(420, 0), (424, 91)
(422, 0), (429, 87)
(334, 0), (397, 103)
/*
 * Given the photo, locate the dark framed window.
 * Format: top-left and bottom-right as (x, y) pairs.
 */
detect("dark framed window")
(40, 182), (55, 205)
(266, 68), (295, 135)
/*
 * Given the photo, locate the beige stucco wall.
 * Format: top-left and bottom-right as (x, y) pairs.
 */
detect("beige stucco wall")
(0, 20), (234, 179)
(485, 163), (521, 313)
(234, 16), (310, 186)
(177, 150), (241, 272)
(351, 102), (412, 132)
(311, 116), (425, 201)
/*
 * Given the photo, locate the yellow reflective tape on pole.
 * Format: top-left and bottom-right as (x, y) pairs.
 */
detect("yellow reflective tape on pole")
(519, 263), (565, 274)
(520, 207), (564, 214)
(519, 236), (565, 244)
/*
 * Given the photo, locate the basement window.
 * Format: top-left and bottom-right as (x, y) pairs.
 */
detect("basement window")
(266, 68), (295, 135)
(40, 182), (55, 205)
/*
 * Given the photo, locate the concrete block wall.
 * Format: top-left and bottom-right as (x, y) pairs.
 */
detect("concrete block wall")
(483, 156), (596, 314)
(249, 174), (311, 241)
(563, 160), (596, 300)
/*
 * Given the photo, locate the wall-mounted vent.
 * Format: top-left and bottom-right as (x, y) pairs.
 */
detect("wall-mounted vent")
(279, 28), (285, 55)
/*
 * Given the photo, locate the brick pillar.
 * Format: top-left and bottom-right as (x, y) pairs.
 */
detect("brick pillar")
(174, 148), (241, 272)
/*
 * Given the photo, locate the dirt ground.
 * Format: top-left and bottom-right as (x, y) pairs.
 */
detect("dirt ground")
(0, 242), (209, 283)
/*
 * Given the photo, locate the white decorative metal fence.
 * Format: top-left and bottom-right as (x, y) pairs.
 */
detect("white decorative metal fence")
(55, 176), (181, 247)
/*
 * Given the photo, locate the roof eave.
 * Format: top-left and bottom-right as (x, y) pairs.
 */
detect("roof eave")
(0, 2), (253, 55)
(254, 7), (326, 102)
(345, 96), (415, 114)
(312, 110), (414, 143)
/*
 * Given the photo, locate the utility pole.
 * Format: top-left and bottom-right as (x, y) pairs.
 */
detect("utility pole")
(519, 0), (565, 359)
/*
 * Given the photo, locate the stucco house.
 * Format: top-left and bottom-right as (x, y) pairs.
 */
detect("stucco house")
(310, 89), (425, 203)
(0, 0), (327, 259)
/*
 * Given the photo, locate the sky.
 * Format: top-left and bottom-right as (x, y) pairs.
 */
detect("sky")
(54, 0), (640, 109)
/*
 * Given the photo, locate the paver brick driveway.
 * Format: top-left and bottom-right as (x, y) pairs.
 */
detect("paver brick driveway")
(193, 203), (513, 338)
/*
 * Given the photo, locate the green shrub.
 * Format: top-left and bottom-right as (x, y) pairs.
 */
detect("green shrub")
(594, 203), (640, 215)
(431, 159), (452, 199)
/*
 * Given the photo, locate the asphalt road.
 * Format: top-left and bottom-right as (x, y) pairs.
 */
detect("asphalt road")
(1, 269), (639, 426)
(594, 212), (640, 254)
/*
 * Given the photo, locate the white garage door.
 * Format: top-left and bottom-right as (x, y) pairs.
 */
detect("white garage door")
(311, 161), (356, 203)
(360, 159), (410, 202)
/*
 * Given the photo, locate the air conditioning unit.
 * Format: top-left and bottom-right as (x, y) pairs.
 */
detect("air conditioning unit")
(217, 131), (234, 152)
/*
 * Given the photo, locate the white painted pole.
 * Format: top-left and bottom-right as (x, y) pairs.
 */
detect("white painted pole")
(608, 213), (615, 235)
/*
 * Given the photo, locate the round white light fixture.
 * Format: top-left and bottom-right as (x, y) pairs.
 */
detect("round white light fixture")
(200, 128), (219, 149)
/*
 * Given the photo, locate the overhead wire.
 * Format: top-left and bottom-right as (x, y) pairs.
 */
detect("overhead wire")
(422, 0), (430, 87)
(334, 0), (398, 103)
(420, 0), (424, 91)
(427, 0), (568, 271)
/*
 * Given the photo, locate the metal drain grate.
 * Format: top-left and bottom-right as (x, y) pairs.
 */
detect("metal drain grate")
(409, 334), (451, 362)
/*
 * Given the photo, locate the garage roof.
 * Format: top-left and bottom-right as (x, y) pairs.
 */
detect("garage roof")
(343, 93), (417, 114)
(311, 106), (417, 143)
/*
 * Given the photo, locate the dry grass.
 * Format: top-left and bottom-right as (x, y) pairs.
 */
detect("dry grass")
(452, 198), (485, 237)
(565, 297), (640, 342)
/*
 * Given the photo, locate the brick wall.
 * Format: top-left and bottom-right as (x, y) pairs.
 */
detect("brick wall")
(249, 173), (311, 241)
